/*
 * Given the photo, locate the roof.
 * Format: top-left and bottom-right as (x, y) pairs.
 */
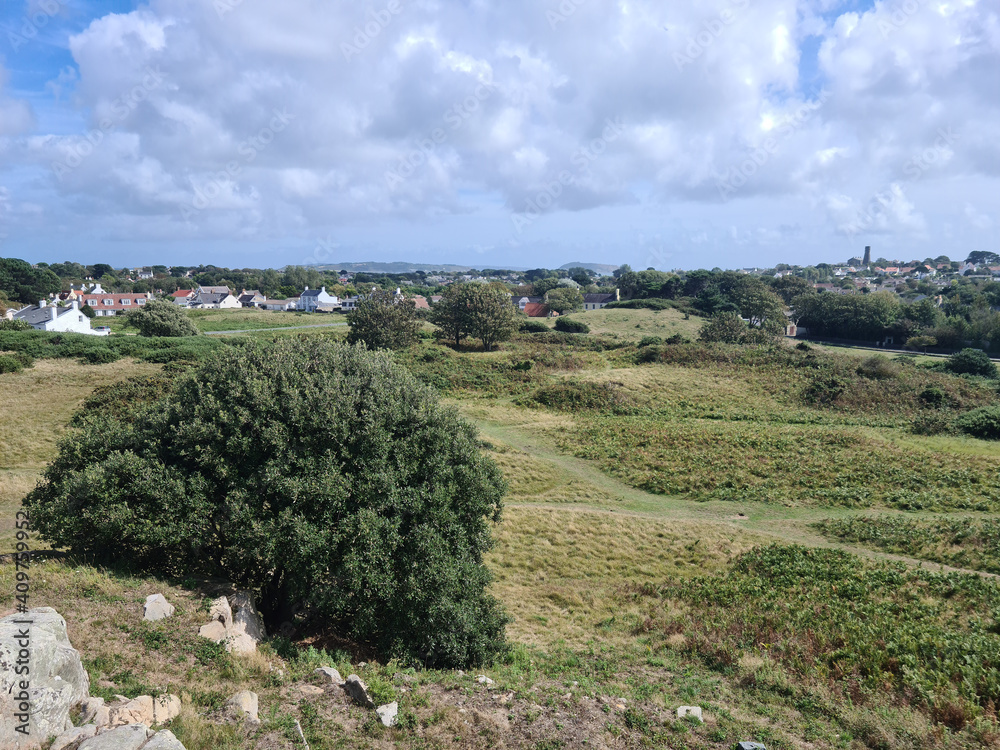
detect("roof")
(411, 296), (430, 310)
(13, 305), (75, 326)
(197, 293), (230, 305)
(199, 286), (231, 294)
(171, 290), (193, 298)
(583, 293), (615, 303)
(524, 302), (550, 318)
(300, 288), (327, 298)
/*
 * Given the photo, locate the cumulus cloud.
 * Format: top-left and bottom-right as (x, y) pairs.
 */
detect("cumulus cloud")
(0, 0), (997, 265)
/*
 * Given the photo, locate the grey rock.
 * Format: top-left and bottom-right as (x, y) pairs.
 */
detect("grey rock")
(226, 690), (258, 722)
(376, 701), (398, 727)
(49, 724), (98, 750)
(476, 675), (494, 686)
(314, 667), (344, 685)
(142, 595), (174, 622)
(230, 592), (266, 642)
(78, 724), (149, 750)
(342, 674), (374, 708)
(198, 593), (264, 654)
(79, 697), (105, 724)
(143, 729), (188, 750)
(0, 607), (91, 748)
(151, 694), (181, 725)
(676, 705), (702, 722)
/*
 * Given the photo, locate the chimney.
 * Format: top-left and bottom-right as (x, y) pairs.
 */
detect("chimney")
(71, 300), (79, 310)
(320, 287), (326, 293)
(39, 299), (46, 308)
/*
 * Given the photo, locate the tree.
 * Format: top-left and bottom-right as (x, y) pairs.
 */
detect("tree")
(122, 300), (200, 337)
(699, 312), (752, 344)
(545, 287), (584, 315)
(465, 283), (518, 352)
(967, 251), (1000, 266)
(430, 283), (473, 348)
(24, 339), (509, 666)
(905, 335), (937, 353)
(80, 304), (96, 319)
(347, 289), (420, 350)
(0, 258), (61, 304)
(771, 275), (813, 305)
(568, 267), (593, 287)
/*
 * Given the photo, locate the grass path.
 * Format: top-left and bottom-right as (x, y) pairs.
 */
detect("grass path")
(470, 411), (999, 579)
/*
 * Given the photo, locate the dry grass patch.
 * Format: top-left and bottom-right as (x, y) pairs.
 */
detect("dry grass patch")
(487, 506), (765, 647)
(570, 307), (702, 341)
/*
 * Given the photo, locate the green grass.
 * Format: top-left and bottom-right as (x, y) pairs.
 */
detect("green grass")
(185, 308), (342, 332)
(557, 307), (703, 341)
(816, 516), (1000, 574)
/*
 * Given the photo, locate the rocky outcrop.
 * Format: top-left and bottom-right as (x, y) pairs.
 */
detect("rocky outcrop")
(142, 596), (174, 622)
(226, 690), (259, 723)
(376, 701), (398, 727)
(0, 607), (90, 748)
(342, 674), (375, 708)
(197, 593), (266, 654)
(314, 667), (344, 685)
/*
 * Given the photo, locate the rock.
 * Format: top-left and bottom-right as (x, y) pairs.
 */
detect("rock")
(109, 696), (154, 727)
(50, 724), (98, 750)
(393, 672), (416, 684)
(342, 674), (374, 708)
(143, 595), (174, 622)
(0, 607), (91, 748)
(93, 704), (111, 729)
(78, 724), (150, 750)
(676, 705), (703, 722)
(294, 685), (325, 697)
(79, 697), (105, 724)
(376, 701), (398, 727)
(143, 730), (188, 750)
(197, 621), (228, 643)
(315, 667), (344, 685)
(226, 690), (258, 723)
(152, 694), (181, 725)
(224, 631), (258, 655)
(230, 591), (266, 642)
(207, 597), (232, 629)
(736, 744), (768, 750)
(476, 675), (494, 686)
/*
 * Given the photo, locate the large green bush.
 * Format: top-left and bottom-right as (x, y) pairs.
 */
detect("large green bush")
(954, 406), (1000, 440)
(554, 317), (589, 334)
(946, 348), (998, 379)
(26, 338), (509, 667)
(123, 300), (200, 337)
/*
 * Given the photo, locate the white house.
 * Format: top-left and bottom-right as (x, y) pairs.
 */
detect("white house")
(582, 290), (620, 310)
(194, 292), (241, 309)
(13, 300), (106, 335)
(297, 286), (339, 312)
(261, 299), (296, 311)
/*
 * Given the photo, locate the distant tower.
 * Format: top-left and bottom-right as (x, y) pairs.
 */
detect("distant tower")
(863, 246), (872, 267)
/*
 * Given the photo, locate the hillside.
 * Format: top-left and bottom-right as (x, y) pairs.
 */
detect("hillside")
(4, 307), (1000, 749)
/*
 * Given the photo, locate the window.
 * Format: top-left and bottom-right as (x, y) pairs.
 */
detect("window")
(137, 298), (146, 305)
(103, 299), (114, 306)
(121, 299), (131, 305)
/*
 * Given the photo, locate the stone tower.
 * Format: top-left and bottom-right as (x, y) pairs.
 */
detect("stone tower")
(862, 246), (872, 267)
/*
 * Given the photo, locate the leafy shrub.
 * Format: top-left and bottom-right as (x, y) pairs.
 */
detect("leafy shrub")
(123, 300), (200, 337)
(919, 385), (946, 408)
(664, 333), (688, 345)
(637, 336), (662, 348)
(523, 380), (638, 414)
(954, 406), (1000, 440)
(519, 320), (550, 333)
(26, 339), (509, 667)
(802, 374), (848, 405)
(80, 348), (121, 365)
(0, 319), (32, 331)
(856, 355), (898, 380)
(605, 299), (674, 311)
(0, 354), (25, 374)
(554, 317), (590, 334)
(947, 348), (998, 379)
(910, 413), (951, 436)
(795, 342), (812, 351)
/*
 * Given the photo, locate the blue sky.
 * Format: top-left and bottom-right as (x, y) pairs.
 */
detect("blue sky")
(0, 0), (996, 270)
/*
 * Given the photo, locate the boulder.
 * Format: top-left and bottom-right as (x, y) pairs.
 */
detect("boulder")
(79, 697), (105, 724)
(143, 730), (188, 750)
(78, 724), (150, 750)
(376, 701), (398, 727)
(0, 607), (91, 748)
(314, 667), (344, 685)
(226, 690), (258, 723)
(230, 591), (266, 643)
(152, 694), (181, 725)
(142, 595), (174, 622)
(49, 724), (98, 750)
(207, 597), (232, 629)
(676, 705), (703, 722)
(476, 675), (494, 686)
(197, 593), (264, 654)
(108, 696), (154, 727)
(342, 674), (375, 708)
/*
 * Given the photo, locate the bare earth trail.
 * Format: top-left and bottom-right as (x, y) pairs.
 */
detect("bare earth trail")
(470, 412), (1000, 580)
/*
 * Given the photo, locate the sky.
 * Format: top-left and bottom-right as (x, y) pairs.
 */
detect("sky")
(0, 0), (997, 271)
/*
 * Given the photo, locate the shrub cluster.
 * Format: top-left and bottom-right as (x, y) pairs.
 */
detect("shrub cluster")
(554, 317), (590, 334)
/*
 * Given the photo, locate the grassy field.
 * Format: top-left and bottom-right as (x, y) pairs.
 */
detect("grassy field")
(4, 322), (1000, 748)
(96, 307), (344, 334)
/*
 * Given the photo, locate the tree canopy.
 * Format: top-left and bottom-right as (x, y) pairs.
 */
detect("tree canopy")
(0, 257), (61, 305)
(430, 282), (518, 352)
(123, 300), (200, 337)
(346, 289), (421, 350)
(25, 339), (509, 666)
(545, 286), (584, 315)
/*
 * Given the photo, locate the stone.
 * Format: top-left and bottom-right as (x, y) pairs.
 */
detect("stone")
(393, 672), (416, 684)
(152, 694), (181, 725)
(376, 701), (398, 727)
(677, 705), (703, 722)
(143, 595), (174, 622)
(342, 674), (375, 708)
(109, 696), (154, 727)
(294, 685), (325, 697)
(79, 697), (105, 724)
(226, 690), (258, 722)
(375, 701), (399, 727)
(143, 730), (188, 750)
(93, 705), (112, 729)
(78, 724), (150, 750)
(230, 591), (266, 643)
(0, 607), (91, 748)
(476, 675), (494, 686)
(736, 744), (767, 750)
(197, 621), (228, 643)
(207, 597), (232, 629)
(50, 724), (98, 750)
(315, 667), (344, 685)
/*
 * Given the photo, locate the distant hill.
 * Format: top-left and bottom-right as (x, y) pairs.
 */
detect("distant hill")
(307, 262), (476, 274)
(558, 262), (620, 276)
